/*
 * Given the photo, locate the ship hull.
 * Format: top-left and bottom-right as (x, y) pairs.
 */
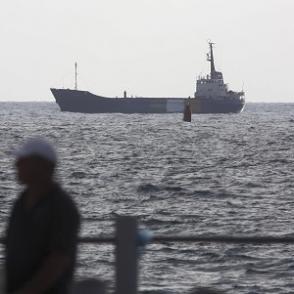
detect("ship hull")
(51, 89), (245, 114)
(190, 97), (245, 113)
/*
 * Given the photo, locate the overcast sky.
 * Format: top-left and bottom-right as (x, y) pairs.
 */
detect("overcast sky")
(1, 0), (293, 102)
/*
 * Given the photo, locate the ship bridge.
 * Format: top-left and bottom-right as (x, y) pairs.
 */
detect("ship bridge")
(195, 42), (242, 100)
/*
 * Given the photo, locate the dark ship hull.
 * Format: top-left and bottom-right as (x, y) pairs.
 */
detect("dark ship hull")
(51, 88), (245, 114)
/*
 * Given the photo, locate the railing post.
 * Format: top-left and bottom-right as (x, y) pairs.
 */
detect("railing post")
(115, 216), (138, 294)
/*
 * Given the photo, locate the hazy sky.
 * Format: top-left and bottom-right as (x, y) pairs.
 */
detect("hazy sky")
(1, 0), (293, 102)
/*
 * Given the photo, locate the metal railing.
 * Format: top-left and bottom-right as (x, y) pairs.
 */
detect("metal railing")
(3, 216), (294, 294)
(80, 217), (294, 294)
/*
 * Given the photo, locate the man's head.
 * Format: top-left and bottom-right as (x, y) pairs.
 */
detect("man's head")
(13, 138), (57, 186)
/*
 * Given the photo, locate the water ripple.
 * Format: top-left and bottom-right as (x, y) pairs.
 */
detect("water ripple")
(1, 103), (294, 293)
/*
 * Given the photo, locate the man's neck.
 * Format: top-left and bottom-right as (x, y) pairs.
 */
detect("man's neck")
(25, 181), (55, 210)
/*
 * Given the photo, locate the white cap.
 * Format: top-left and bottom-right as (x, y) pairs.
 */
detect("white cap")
(13, 137), (57, 163)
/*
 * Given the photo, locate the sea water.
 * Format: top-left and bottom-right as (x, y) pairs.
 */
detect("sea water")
(0, 102), (294, 293)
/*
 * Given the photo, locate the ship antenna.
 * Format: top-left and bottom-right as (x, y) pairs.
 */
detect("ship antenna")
(74, 62), (78, 90)
(207, 42), (216, 79)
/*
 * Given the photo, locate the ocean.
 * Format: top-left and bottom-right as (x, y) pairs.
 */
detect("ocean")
(0, 102), (294, 293)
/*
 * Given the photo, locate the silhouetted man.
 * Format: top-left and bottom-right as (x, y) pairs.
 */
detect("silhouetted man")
(5, 138), (80, 294)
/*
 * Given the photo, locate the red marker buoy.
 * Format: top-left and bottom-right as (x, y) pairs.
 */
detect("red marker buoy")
(183, 100), (192, 122)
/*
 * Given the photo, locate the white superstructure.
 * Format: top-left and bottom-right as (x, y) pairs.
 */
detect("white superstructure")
(195, 43), (244, 101)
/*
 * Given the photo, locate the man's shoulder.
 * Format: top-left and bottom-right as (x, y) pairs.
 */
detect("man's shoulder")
(50, 185), (80, 219)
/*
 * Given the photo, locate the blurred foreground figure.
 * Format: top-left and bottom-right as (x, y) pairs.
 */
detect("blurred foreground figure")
(71, 279), (106, 294)
(5, 138), (80, 294)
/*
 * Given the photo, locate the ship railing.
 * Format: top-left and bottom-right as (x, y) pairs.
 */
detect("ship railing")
(2, 216), (294, 294)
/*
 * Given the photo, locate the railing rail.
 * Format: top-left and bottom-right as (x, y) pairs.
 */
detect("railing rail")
(73, 235), (294, 245)
(2, 235), (294, 245)
(152, 235), (294, 244)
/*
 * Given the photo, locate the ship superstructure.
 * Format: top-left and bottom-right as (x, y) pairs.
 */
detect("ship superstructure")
(191, 42), (245, 113)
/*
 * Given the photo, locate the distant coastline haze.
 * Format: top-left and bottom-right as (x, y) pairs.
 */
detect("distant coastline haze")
(0, 0), (293, 102)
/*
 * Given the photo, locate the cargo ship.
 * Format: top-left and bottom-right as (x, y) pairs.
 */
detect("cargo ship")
(51, 43), (245, 114)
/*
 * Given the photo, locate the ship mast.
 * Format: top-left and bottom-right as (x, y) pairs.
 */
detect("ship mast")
(74, 62), (78, 90)
(207, 42), (216, 79)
